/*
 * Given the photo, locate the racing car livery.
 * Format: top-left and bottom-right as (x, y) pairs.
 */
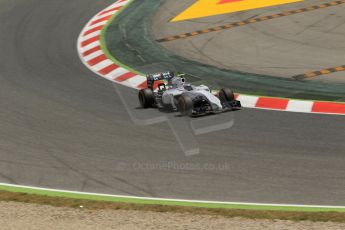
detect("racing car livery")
(138, 71), (241, 116)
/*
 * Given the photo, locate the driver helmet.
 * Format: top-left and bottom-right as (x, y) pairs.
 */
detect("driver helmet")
(170, 77), (185, 88)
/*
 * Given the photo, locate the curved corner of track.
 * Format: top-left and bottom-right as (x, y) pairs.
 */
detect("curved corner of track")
(78, 0), (345, 116)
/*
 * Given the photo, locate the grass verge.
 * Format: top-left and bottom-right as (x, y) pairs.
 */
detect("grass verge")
(0, 184), (344, 223)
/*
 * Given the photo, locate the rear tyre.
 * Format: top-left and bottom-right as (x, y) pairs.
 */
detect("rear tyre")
(178, 94), (193, 116)
(219, 88), (235, 102)
(138, 88), (154, 108)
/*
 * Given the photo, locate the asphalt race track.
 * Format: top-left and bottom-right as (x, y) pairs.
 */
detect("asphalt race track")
(0, 0), (345, 205)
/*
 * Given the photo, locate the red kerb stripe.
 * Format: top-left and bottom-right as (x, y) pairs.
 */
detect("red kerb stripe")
(312, 102), (345, 114)
(99, 6), (122, 16)
(99, 64), (119, 75)
(114, 72), (137, 82)
(137, 81), (148, 89)
(87, 54), (107, 66)
(82, 46), (101, 57)
(83, 25), (104, 36)
(256, 97), (289, 110)
(90, 15), (113, 26)
(81, 35), (100, 47)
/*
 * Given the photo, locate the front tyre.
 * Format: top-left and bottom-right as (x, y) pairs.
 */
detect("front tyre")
(139, 88), (154, 108)
(219, 88), (235, 102)
(178, 94), (193, 116)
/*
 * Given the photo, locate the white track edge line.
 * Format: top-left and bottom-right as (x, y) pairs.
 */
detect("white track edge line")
(1, 183), (344, 209)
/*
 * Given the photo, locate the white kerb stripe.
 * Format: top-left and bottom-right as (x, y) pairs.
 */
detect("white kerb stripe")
(105, 0), (129, 9)
(94, 10), (117, 20)
(79, 41), (100, 53)
(120, 75), (147, 87)
(91, 59), (114, 72)
(83, 50), (104, 62)
(237, 95), (259, 108)
(85, 20), (107, 31)
(286, 100), (314, 113)
(105, 67), (131, 79)
(81, 30), (101, 41)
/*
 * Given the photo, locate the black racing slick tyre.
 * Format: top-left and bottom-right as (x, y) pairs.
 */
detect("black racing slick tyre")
(219, 88), (235, 102)
(178, 94), (193, 116)
(138, 88), (154, 108)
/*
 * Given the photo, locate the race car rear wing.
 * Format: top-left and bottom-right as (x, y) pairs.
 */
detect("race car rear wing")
(146, 71), (175, 90)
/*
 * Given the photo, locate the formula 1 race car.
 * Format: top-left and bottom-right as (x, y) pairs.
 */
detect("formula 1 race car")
(138, 71), (241, 116)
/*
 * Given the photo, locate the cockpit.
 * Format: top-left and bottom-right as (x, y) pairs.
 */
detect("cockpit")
(183, 84), (193, 91)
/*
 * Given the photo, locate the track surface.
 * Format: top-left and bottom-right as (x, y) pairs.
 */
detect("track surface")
(0, 0), (345, 205)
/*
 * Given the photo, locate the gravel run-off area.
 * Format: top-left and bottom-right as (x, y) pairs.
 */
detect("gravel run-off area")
(0, 202), (344, 230)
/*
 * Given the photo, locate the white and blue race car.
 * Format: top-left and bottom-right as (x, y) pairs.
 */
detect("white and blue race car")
(138, 71), (241, 116)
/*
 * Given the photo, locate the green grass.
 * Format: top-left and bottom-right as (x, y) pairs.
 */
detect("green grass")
(0, 184), (344, 213)
(0, 185), (345, 223)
